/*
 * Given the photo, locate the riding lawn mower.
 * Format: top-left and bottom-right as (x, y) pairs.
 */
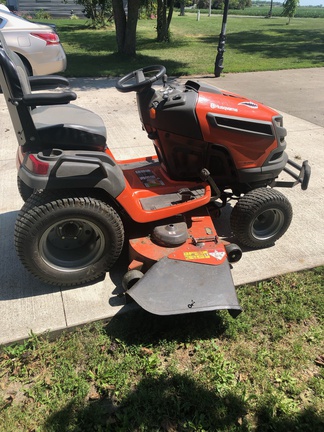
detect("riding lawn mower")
(0, 45), (310, 317)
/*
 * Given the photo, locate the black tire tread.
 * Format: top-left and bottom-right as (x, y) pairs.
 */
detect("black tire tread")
(14, 191), (124, 287)
(17, 176), (34, 202)
(230, 188), (292, 248)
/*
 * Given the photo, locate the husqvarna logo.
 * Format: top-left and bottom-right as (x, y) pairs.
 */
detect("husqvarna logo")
(210, 103), (238, 112)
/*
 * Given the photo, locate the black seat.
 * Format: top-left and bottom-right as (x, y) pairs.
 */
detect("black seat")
(0, 32), (107, 152)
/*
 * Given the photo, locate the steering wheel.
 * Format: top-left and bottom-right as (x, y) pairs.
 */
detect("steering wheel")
(116, 65), (166, 93)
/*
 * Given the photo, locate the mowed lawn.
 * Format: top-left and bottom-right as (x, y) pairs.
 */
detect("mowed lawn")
(56, 14), (324, 77)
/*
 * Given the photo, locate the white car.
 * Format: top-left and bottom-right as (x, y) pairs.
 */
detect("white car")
(0, 9), (66, 75)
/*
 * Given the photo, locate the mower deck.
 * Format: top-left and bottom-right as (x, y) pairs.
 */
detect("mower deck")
(127, 257), (241, 317)
(124, 208), (242, 317)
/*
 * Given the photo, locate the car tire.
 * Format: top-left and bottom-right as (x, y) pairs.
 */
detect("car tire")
(14, 191), (125, 286)
(230, 188), (293, 249)
(17, 53), (32, 76)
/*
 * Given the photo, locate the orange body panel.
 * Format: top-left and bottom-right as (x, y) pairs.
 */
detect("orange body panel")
(115, 156), (211, 223)
(196, 91), (280, 170)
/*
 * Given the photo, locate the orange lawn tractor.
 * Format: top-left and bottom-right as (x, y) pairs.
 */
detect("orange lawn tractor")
(0, 53), (310, 317)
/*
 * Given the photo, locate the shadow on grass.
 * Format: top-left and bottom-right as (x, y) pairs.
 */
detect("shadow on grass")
(64, 51), (189, 77)
(44, 374), (249, 431)
(59, 25), (192, 76)
(105, 307), (229, 346)
(43, 373), (324, 431)
(200, 27), (324, 65)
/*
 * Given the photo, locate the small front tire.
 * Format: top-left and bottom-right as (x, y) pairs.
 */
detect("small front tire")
(230, 188), (292, 249)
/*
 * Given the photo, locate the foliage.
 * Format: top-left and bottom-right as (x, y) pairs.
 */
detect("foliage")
(34, 9), (51, 20)
(282, 0), (300, 24)
(139, 0), (158, 19)
(74, 0), (113, 28)
(0, 268), (323, 431)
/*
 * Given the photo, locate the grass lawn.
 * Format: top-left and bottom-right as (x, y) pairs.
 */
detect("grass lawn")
(55, 15), (324, 77)
(0, 268), (323, 431)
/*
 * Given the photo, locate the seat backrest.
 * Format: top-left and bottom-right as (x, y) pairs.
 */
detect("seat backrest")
(0, 32), (32, 94)
(0, 32), (40, 149)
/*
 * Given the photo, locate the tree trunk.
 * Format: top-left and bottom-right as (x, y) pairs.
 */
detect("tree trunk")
(112, 0), (126, 53)
(179, 1), (185, 16)
(157, 0), (174, 42)
(112, 0), (140, 55)
(124, 0), (141, 55)
(267, 0), (273, 18)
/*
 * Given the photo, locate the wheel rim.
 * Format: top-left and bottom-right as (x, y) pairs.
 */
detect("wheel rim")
(39, 218), (105, 271)
(252, 208), (285, 241)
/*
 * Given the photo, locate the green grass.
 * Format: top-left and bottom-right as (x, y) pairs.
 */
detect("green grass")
(55, 14), (324, 77)
(1, 268), (323, 431)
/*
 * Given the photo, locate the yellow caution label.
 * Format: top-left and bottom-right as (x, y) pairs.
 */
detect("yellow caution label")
(184, 251), (210, 260)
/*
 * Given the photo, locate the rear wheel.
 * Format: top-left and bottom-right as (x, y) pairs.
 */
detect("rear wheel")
(17, 176), (34, 202)
(14, 191), (124, 286)
(230, 188), (292, 249)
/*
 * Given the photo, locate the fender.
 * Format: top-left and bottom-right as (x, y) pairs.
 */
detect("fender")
(18, 149), (126, 198)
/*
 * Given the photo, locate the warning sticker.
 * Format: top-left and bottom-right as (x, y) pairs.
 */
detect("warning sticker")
(184, 251), (210, 260)
(209, 250), (226, 260)
(135, 169), (165, 188)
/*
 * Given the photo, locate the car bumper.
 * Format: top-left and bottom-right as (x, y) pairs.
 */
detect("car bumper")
(30, 44), (67, 75)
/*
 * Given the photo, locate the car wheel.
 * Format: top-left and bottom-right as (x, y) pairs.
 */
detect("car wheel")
(14, 191), (125, 286)
(230, 188), (293, 249)
(17, 53), (32, 76)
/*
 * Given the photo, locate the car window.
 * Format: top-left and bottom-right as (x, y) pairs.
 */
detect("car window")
(0, 17), (6, 29)
(0, 10), (31, 25)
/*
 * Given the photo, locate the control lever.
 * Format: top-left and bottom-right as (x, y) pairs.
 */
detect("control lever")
(200, 168), (221, 200)
(162, 74), (168, 87)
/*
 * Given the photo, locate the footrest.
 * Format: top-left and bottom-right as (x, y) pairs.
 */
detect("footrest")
(140, 187), (205, 210)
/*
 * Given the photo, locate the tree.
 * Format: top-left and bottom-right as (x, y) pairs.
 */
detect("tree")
(266, 0), (274, 18)
(112, 0), (141, 55)
(282, 0), (299, 24)
(179, 0), (185, 16)
(157, 0), (175, 42)
(74, 0), (113, 28)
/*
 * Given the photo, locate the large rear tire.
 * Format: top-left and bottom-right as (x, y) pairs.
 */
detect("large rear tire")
(17, 176), (34, 202)
(230, 188), (292, 249)
(14, 191), (124, 286)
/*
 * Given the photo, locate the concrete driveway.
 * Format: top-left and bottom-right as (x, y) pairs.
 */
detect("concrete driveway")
(0, 68), (323, 345)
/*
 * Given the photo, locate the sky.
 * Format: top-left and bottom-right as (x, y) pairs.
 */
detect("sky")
(299, 0), (323, 5)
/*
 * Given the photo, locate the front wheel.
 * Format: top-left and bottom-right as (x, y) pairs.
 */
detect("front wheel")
(14, 192), (124, 286)
(230, 188), (292, 249)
